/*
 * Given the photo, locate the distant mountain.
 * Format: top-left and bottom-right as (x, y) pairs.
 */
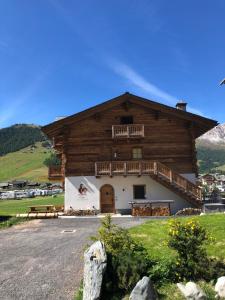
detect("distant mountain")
(0, 124), (47, 156)
(196, 122), (225, 174)
(198, 123), (225, 145)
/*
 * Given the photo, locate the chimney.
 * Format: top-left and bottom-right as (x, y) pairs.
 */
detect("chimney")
(176, 100), (187, 111)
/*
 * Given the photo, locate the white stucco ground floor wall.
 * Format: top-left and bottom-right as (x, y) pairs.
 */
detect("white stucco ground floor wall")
(65, 174), (196, 215)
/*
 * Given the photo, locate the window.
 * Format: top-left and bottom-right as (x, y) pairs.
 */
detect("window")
(133, 185), (146, 199)
(120, 116), (133, 124)
(132, 148), (142, 159)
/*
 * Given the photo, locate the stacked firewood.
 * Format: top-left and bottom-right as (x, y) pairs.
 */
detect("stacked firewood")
(151, 206), (169, 216)
(66, 209), (97, 216)
(132, 206), (152, 216)
(132, 206), (170, 216)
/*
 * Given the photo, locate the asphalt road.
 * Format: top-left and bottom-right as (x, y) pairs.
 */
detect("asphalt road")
(0, 217), (149, 300)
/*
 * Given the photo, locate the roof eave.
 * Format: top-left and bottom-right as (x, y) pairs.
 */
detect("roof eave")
(42, 92), (218, 138)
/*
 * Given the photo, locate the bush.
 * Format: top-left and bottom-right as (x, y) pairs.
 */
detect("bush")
(92, 215), (146, 256)
(207, 258), (225, 281)
(168, 219), (211, 281)
(113, 250), (151, 291)
(149, 256), (177, 286)
(43, 152), (61, 167)
(92, 215), (153, 295)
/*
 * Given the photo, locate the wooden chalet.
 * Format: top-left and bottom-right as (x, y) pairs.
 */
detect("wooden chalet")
(42, 92), (217, 215)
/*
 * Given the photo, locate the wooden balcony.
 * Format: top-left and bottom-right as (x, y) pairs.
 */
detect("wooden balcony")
(95, 161), (154, 177)
(48, 165), (63, 181)
(95, 161), (202, 202)
(112, 124), (144, 138)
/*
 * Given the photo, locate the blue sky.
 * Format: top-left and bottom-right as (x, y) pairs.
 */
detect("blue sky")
(0, 0), (225, 128)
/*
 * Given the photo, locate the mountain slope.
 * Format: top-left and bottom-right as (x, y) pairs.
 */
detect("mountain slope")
(198, 123), (225, 144)
(196, 122), (225, 173)
(0, 142), (51, 182)
(0, 124), (46, 156)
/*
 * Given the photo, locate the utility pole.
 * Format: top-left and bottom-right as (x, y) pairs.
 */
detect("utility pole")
(220, 78), (225, 85)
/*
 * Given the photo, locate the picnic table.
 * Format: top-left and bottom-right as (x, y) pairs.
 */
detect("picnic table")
(28, 205), (54, 213)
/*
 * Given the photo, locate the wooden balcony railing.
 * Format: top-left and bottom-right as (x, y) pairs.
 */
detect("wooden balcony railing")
(156, 162), (202, 200)
(48, 165), (63, 180)
(95, 161), (155, 177)
(95, 161), (202, 201)
(112, 124), (144, 138)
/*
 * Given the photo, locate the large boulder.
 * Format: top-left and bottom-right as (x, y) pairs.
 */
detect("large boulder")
(83, 241), (107, 300)
(177, 282), (206, 300)
(129, 276), (157, 300)
(215, 276), (225, 298)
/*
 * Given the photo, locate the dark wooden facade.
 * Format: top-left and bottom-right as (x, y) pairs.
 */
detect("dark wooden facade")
(42, 93), (217, 180)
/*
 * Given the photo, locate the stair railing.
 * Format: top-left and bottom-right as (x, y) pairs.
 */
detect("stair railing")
(95, 160), (202, 201)
(156, 161), (202, 201)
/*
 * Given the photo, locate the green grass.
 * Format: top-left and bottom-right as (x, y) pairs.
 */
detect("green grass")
(128, 215), (225, 299)
(0, 142), (51, 182)
(216, 163), (225, 171)
(0, 194), (64, 216)
(129, 214), (225, 260)
(158, 281), (216, 299)
(0, 216), (28, 229)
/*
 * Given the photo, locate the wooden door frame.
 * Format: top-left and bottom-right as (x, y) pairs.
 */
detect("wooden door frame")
(100, 184), (115, 213)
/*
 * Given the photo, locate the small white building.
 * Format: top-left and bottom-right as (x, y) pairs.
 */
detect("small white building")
(42, 93), (217, 215)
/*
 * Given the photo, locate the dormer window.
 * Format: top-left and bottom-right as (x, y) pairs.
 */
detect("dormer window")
(120, 116), (133, 124)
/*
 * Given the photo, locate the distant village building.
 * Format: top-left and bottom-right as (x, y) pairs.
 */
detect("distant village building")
(201, 174), (216, 186)
(0, 182), (10, 190)
(42, 93), (217, 214)
(11, 180), (27, 189)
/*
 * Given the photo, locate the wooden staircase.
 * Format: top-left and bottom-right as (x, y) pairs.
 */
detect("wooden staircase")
(150, 162), (202, 208)
(95, 161), (202, 208)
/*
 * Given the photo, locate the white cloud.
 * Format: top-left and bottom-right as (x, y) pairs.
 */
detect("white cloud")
(0, 69), (50, 127)
(110, 60), (177, 104)
(108, 59), (205, 116)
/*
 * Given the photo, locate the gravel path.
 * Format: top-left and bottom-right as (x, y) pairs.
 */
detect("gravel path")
(0, 217), (149, 300)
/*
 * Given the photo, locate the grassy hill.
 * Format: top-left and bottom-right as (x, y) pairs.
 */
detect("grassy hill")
(0, 124), (46, 156)
(0, 142), (51, 182)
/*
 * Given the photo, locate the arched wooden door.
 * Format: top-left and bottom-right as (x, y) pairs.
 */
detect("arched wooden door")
(100, 184), (115, 213)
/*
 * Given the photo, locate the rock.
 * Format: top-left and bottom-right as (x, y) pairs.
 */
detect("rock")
(215, 276), (225, 298)
(177, 282), (206, 300)
(83, 241), (107, 300)
(129, 276), (157, 300)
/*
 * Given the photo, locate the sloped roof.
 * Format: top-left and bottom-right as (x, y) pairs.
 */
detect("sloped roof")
(42, 92), (217, 138)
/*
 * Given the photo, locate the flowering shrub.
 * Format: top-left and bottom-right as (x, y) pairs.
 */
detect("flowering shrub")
(92, 215), (153, 295)
(168, 219), (211, 281)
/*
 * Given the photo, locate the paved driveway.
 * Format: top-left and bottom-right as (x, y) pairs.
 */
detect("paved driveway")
(0, 217), (148, 300)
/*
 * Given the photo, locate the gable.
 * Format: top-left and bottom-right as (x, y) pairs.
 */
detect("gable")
(42, 92), (217, 139)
